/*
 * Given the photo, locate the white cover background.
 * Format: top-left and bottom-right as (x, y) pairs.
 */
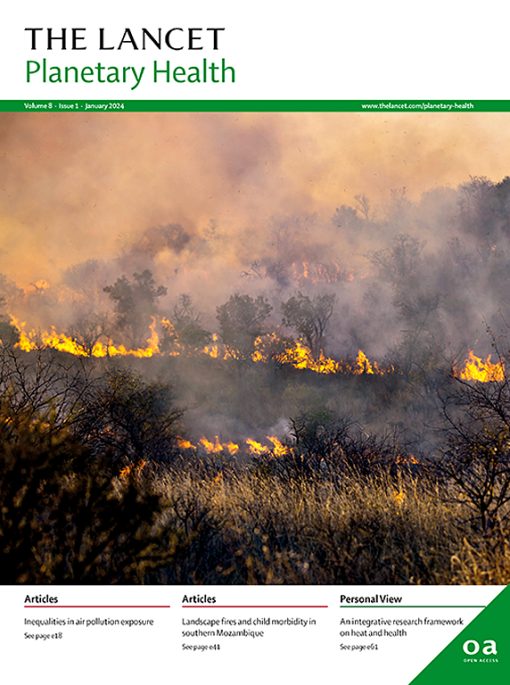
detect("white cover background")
(0, 0), (509, 99)
(0, 3), (507, 684)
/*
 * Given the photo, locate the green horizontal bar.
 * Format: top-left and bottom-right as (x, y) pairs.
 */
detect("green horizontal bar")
(340, 605), (486, 608)
(3, 100), (510, 112)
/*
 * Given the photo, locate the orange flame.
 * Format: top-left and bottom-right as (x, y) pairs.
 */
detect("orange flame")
(177, 435), (285, 457)
(119, 459), (147, 480)
(202, 333), (220, 359)
(353, 350), (376, 375)
(245, 436), (290, 456)
(454, 351), (505, 382)
(275, 341), (390, 376)
(266, 435), (290, 456)
(225, 441), (240, 455)
(394, 454), (420, 465)
(7, 317), (393, 378)
(276, 341), (340, 374)
(251, 332), (283, 363)
(199, 436), (224, 454)
(177, 437), (195, 450)
(195, 436), (240, 455)
(245, 438), (268, 455)
(10, 317), (161, 358)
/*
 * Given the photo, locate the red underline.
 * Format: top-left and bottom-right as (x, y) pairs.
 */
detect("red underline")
(24, 605), (171, 609)
(182, 605), (329, 609)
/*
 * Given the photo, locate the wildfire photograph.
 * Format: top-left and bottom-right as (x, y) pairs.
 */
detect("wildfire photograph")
(1, 112), (510, 584)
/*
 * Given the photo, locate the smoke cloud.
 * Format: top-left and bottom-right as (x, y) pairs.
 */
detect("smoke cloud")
(2, 112), (510, 363)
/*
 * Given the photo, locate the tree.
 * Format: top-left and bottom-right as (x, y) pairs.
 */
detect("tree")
(370, 233), (424, 287)
(0, 273), (22, 309)
(67, 312), (112, 356)
(281, 291), (336, 357)
(439, 365), (510, 534)
(104, 269), (167, 346)
(0, 274), (19, 347)
(216, 293), (272, 359)
(370, 234), (444, 373)
(259, 410), (402, 480)
(0, 320), (18, 347)
(332, 205), (362, 231)
(74, 367), (183, 464)
(130, 224), (191, 257)
(162, 294), (211, 353)
(0, 345), (92, 430)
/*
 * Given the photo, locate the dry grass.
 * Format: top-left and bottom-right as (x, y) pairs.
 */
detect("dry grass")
(2, 392), (509, 585)
(148, 465), (510, 585)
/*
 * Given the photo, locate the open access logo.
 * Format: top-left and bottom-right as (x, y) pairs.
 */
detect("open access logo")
(462, 639), (499, 664)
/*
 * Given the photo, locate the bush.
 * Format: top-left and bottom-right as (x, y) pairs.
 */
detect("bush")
(74, 366), (184, 464)
(0, 403), (179, 583)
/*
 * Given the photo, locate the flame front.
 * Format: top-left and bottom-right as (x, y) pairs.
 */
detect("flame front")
(353, 350), (376, 375)
(454, 351), (505, 382)
(7, 317), (392, 377)
(202, 333), (220, 359)
(8, 316), (504, 383)
(176, 435), (290, 457)
(199, 436), (225, 454)
(9, 317), (161, 359)
(245, 438), (267, 456)
(245, 436), (291, 456)
(266, 435), (290, 456)
(275, 341), (391, 376)
(182, 436), (241, 455)
(177, 437), (195, 450)
(276, 341), (340, 374)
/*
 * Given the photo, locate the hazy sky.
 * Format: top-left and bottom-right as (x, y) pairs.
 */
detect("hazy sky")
(1, 112), (510, 285)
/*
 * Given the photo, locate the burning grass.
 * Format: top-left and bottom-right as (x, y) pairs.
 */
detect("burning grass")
(5, 316), (503, 383)
(10, 314), (392, 374)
